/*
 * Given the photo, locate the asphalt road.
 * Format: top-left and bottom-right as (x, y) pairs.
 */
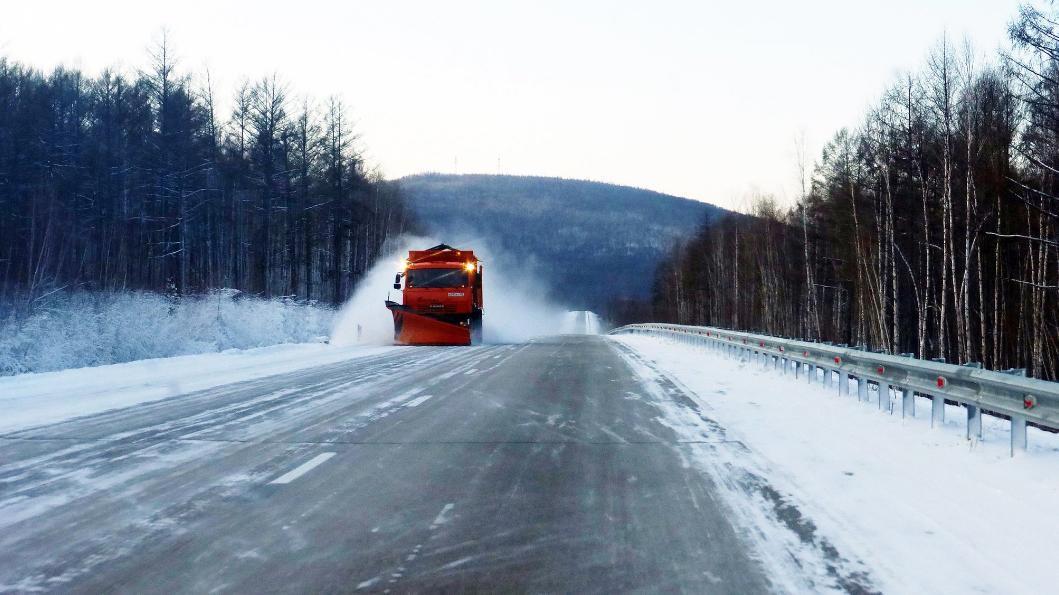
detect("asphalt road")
(0, 335), (778, 594)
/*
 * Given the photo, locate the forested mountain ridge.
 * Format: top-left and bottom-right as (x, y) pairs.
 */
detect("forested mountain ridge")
(653, 7), (1059, 381)
(0, 39), (413, 307)
(399, 173), (726, 310)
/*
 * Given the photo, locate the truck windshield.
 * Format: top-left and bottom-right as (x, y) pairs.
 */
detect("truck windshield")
(407, 268), (468, 288)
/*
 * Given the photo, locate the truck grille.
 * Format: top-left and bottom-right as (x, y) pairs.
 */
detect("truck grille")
(424, 304), (457, 314)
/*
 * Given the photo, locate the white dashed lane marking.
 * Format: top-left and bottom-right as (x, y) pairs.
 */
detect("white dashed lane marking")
(430, 503), (455, 529)
(405, 395), (433, 407)
(269, 452), (336, 485)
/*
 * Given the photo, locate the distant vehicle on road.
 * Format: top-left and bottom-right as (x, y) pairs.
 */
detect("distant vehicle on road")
(386, 244), (483, 345)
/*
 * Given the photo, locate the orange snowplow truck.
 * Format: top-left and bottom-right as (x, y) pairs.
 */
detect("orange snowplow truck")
(385, 244), (483, 345)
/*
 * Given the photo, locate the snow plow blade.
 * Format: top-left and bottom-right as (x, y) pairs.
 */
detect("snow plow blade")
(386, 301), (472, 346)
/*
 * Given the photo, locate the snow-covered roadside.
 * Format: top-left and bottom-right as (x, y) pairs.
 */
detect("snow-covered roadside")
(0, 343), (398, 434)
(613, 333), (1059, 595)
(0, 290), (337, 376)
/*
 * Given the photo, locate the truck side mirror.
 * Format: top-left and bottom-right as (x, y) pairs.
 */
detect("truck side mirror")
(394, 273), (402, 290)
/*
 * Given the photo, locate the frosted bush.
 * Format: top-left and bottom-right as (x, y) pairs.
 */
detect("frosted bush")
(0, 291), (335, 376)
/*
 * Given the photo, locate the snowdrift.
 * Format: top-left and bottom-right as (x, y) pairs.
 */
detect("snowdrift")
(0, 291), (335, 376)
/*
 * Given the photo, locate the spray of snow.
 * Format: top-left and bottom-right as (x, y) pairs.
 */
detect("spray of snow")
(331, 235), (577, 345)
(330, 242), (414, 346)
(561, 311), (602, 335)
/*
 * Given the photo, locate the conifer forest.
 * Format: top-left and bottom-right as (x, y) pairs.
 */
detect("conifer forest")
(0, 35), (415, 307)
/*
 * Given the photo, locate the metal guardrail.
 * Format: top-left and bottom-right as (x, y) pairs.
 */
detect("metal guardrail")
(611, 323), (1059, 456)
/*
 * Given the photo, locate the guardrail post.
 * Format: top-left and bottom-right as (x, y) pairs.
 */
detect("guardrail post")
(858, 377), (868, 401)
(966, 405), (981, 440)
(794, 361), (801, 379)
(807, 363), (815, 384)
(841, 373), (850, 396)
(1011, 415), (1027, 456)
(878, 382), (889, 410)
(823, 369), (832, 389)
(902, 388), (914, 418)
(931, 395), (945, 428)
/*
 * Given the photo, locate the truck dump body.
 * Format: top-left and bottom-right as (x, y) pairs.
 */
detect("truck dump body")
(386, 244), (483, 346)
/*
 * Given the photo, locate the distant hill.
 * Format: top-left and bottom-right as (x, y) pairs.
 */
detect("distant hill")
(399, 174), (727, 311)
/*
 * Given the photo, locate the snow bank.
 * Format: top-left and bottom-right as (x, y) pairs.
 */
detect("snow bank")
(0, 291), (335, 376)
(614, 333), (1059, 595)
(0, 342), (397, 433)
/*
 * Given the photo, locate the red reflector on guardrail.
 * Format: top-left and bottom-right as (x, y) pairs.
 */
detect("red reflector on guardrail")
(1025, 395), (1037, 409)
(803, 350), (809, 357)
(877, 366), (885, 374)
(937, 377), (947, 388)
(834, 357), (841, 365)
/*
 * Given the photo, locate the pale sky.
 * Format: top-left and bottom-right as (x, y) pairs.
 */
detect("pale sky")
(2, 0), (1026, 209)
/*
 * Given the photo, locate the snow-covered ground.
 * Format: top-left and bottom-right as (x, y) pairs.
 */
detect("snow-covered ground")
(0, 342), (398, 434)
(614, 333), (1059, 595)
(0, 291), (336, 376)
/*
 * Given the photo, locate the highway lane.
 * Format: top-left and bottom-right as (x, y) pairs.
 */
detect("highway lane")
(0, 335), (798, 594)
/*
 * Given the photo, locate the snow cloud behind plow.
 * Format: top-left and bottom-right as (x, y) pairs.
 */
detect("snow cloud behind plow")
(330, 234), (577, 346)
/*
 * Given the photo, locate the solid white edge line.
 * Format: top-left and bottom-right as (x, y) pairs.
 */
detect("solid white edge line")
(269, 452), (337, 485)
